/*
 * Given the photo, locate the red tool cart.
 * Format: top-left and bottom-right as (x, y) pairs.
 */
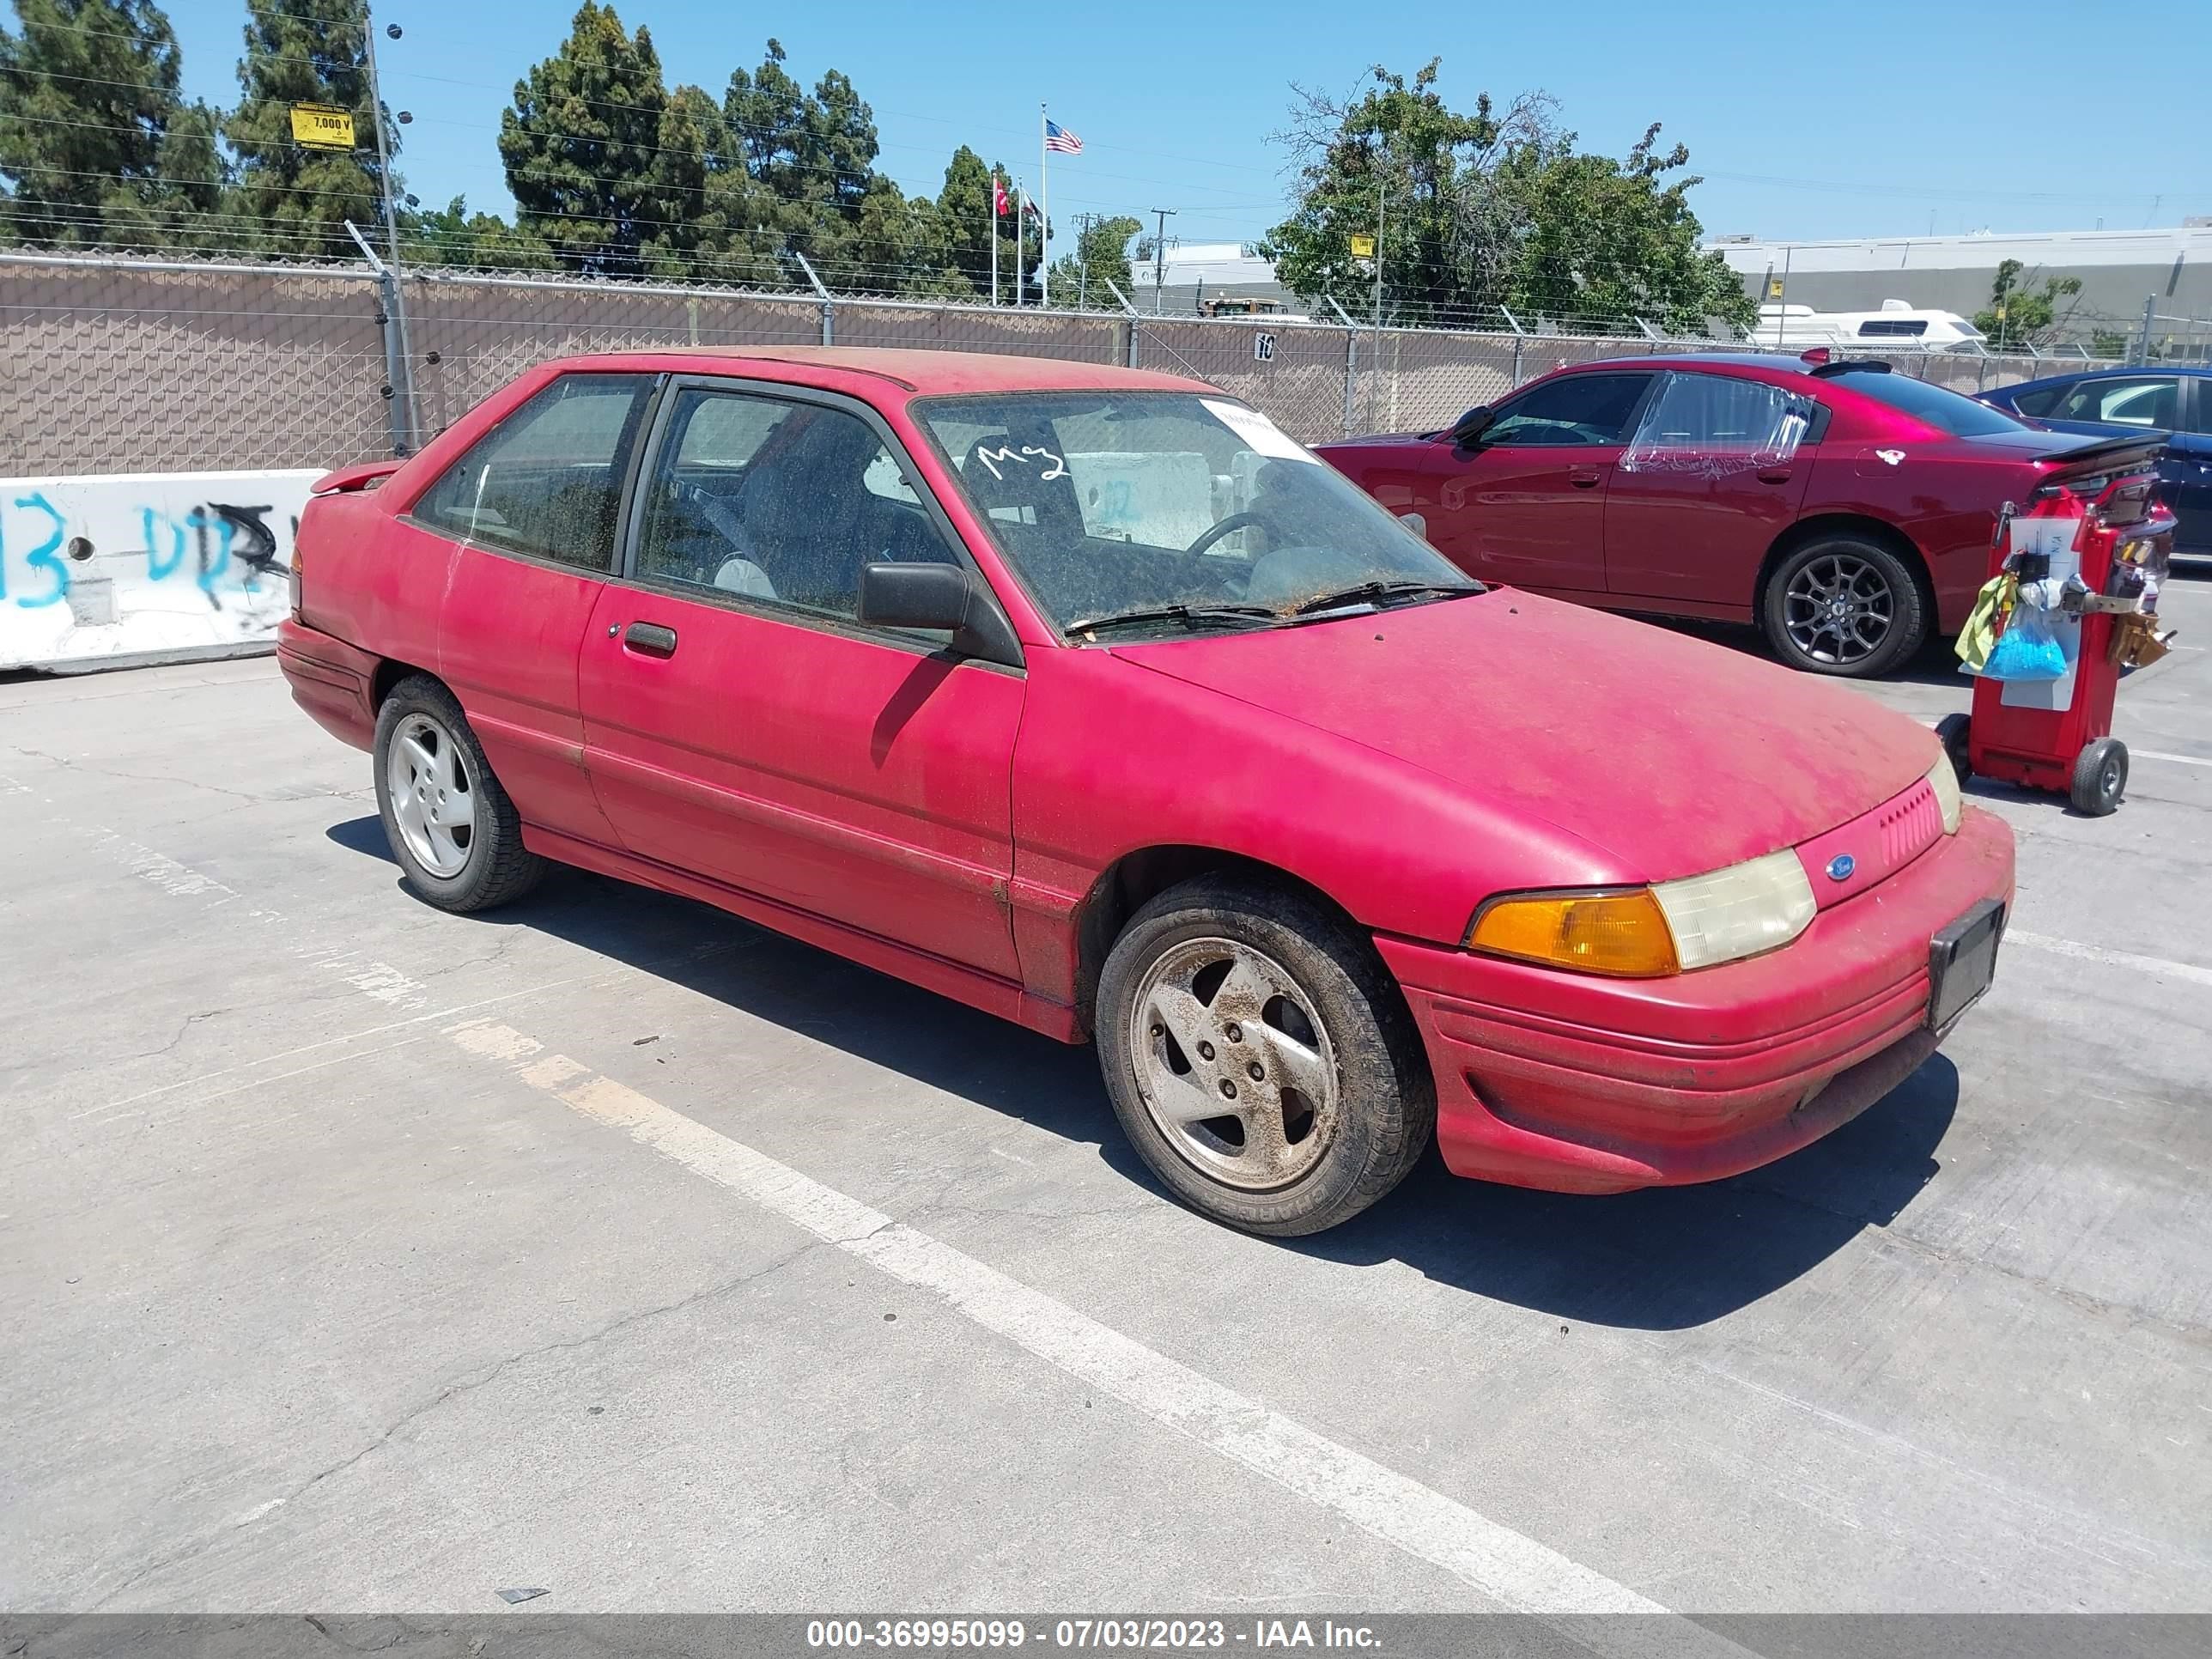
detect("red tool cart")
(1938, 437), (2179, 817)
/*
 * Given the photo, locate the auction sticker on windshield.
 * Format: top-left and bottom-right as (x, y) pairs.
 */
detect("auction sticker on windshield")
(1200, 398), (1318, 464)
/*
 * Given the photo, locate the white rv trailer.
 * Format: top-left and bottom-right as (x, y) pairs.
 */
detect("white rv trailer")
(1751, 299), (1987, 351)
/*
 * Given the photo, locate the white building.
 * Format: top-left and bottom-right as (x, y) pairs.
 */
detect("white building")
(1707, 225), (2212, 348)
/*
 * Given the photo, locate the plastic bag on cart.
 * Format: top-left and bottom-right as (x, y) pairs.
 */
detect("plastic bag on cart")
(1954, 572), (2015, 673)
(1980, 579), (2068, 681)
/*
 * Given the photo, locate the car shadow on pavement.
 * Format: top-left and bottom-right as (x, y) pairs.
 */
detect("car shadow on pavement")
(328, 815), (1958, 1333)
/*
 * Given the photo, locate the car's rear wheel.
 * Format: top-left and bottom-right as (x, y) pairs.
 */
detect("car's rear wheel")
(1094, 876), (1433, 1237)
(1763, 534), (1929, 678)
(373, 675), (546, 912)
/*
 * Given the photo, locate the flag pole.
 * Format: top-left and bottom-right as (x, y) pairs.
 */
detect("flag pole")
(989, 168), (999, 307)
(1039, 103), (1049, 309)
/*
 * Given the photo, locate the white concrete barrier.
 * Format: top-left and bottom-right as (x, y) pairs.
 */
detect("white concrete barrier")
(1, 469), (325, 672)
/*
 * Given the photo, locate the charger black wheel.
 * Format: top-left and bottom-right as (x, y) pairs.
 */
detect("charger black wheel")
(1936, 712), (1972, 789)
(1763, 534), (1929, 678)
(373, 675), (546, 912)
(1095, 875), (1433, 1237)
(2069, 738), (2127, 817)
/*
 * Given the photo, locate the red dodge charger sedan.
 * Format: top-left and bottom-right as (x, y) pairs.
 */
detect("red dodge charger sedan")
(279, 347), (2014, 1235)
(1319, 352), (2138, 678)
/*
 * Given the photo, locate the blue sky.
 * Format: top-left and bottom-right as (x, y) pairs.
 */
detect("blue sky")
(153, 0), (2208, 249)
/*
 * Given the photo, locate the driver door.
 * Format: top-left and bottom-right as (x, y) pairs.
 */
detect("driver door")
(1426, 372), (1655, 593)
(577, 379), (1026, 981)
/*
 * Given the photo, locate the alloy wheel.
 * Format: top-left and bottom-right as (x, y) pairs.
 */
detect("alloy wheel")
(1783, 551), (1897, 666)
(385, 712), (477, 878)
(1127, 937), (1340, 1191)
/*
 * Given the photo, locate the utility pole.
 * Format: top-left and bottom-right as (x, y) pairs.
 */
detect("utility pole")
(989, 168), (1000, 306)
(362, 7), (416, 453)
(1373, 177), (1385, 328)
(1150, 207), (1176, 313)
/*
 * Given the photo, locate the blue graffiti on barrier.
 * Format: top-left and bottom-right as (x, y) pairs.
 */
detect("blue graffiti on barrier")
(4, 493), (69, 609)
(5, 496), (293, 613)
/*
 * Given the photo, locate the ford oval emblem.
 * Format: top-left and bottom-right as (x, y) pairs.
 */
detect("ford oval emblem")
(1826, 854), (1856, 883)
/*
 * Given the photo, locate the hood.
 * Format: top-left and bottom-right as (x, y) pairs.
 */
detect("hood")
(1109, 591), (1938, 883)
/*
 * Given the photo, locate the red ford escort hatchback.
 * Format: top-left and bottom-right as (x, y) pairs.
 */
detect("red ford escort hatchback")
(279, 348), (2014, 1237)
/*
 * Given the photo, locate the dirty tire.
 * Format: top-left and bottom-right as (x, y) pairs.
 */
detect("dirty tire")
(1761, 533), (1929, 679)
(1095, 875), (1434, 1237)
(373, 674), (546, 913)
(1935, 712), (1972, 788)
(2069, 737), (2127, 817)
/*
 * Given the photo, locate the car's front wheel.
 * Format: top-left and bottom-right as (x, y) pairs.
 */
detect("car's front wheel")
(373, 675), (546, 912)
(1762, 534), (1929, 678)
(1095, 876), (1434, 1237)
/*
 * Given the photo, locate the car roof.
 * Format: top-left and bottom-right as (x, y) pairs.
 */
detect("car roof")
(1990, 365), (2212, 395)
(1551, 351), (1820, 377)
(535, 345), (1212, 398)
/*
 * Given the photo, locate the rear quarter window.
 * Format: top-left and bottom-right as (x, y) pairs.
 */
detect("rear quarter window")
(414, 373), (655, 571)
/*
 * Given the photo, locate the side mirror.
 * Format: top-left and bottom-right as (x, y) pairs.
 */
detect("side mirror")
(1448, 404), (1495, 446)
(857, 562), (1024, 668)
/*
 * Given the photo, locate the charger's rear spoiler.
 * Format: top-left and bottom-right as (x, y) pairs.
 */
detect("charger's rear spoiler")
(311, 460), (403, 495)
(2033, 432), (2166, 480)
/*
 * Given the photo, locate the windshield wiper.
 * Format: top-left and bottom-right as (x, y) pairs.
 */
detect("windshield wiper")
(1287, 579), (1484, 617)
(1066, 602), (1279, 636)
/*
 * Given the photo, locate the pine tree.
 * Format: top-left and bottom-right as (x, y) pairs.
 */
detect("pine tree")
(499, 1), (672, 276)
(0, 0), (227, 249)
(225, 0), (395, 261)
(935, 145), (1019, 301)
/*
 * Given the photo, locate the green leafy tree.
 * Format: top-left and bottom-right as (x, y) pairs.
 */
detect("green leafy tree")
(1974, 258), (2084, 352)
(227, 0), (394, 260)
(404, 196), (556, 270)
(0, 0), (226, 249)
(500, 2), (676, 276)
(1048, 213), (1141, 308)
(1258, 60), (1753, 336)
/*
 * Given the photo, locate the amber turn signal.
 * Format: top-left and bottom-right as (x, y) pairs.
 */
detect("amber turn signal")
(1467, 889), (1681, 978)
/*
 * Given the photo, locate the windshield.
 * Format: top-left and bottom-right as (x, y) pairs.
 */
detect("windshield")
(915, 391), (1474, 635)
(1822, 368), (2027, 437)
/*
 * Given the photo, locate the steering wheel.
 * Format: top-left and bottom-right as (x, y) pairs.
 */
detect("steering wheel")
(1185, 511), (1267, 559)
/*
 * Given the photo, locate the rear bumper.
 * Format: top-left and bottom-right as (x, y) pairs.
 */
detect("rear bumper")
(276, 618), (379, 750)
(1378, 805), (2015, 1194)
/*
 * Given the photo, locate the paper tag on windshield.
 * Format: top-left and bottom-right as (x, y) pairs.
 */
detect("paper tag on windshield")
(1200, 398), (1318, 464)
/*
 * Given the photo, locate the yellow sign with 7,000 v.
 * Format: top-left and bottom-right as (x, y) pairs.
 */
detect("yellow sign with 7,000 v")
(289, 104), (356, 150)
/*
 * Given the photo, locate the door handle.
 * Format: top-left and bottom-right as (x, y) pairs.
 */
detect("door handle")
(1756, 467), (1793, 484)
(1569, 470), (1601, 489)
(622, 621), (678, 658)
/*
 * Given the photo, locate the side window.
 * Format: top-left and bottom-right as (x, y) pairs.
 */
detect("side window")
(632, 386), (960, 623)
(2008, 385), (2063, 417)
(2054, 376), (2179, 429)
(1484, 374), (1653, 447)
(414, 373), (653, 571)
(1621, 373), (1814, 474)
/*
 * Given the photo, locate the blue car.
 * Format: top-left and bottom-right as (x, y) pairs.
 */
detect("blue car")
(1978, 368), (2212, 554)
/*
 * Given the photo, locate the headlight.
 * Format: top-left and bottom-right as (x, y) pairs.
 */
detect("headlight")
(1470, 848), (1817, 978)
(1927, 754), (1962, 835)
(1650, 848), (1816, 971)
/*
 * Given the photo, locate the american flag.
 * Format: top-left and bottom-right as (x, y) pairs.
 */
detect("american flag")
(1044, 119), (1083, 155)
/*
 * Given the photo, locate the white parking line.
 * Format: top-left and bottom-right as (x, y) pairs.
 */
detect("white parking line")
(2008, 931), (2212, 990)
(2130, 748), (2212, 769)
(441, 1017), (1747, 1650)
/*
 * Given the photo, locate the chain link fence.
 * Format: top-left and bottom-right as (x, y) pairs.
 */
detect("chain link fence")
(0, 250), (2124, 479)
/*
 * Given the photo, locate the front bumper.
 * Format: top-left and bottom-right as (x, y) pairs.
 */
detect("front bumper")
(1378, 805), (2015, 1194)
